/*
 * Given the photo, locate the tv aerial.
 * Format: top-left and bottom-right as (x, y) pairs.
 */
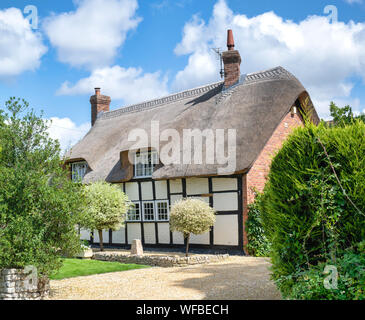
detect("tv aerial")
(212, 48), (224, 79)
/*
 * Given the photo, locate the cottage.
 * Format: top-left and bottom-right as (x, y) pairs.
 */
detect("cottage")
(67, 30), (319, 253)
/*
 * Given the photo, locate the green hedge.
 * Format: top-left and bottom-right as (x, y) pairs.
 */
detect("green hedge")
(260, 120), (365, 299)
(246, 193), (271, 257)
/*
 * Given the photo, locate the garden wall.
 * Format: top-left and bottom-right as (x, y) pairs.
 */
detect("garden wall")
(0, 269), (49, 300)
(93, 251), (229, 267)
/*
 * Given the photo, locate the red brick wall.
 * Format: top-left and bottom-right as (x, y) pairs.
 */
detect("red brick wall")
(222, 50), (241, 88)
(246, 111), (304, 204)
(242, 110), (304, 253)
(90, 94), (111, 126)
(224, 61), (241, 87)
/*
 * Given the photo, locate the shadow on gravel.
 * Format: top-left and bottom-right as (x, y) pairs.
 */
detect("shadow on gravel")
(169, 259), (281, 300)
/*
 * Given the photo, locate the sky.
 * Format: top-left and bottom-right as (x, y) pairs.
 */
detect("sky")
(0, 0), (365, 150)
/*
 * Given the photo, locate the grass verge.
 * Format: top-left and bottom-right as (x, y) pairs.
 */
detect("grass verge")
(50, 258), (149, 280)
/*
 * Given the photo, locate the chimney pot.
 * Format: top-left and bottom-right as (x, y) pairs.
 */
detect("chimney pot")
(227, 29), (235, 50)
(95, 87), (101, 95)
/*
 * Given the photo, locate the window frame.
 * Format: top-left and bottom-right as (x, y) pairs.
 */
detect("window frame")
(127, 201), (141, 222)
(155, 200), (170, 221)
(142, 201), (156, 222)
(71, 161), (88, 182)
(125, 199), (170, 222)
(134, 150), (158, 178)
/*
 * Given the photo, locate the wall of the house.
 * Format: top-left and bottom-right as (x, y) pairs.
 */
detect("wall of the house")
(79, 112), (304, 252)
(246, 111), (303, 204)
(81, 176), (243, 250)
(242, 110), (304, 252)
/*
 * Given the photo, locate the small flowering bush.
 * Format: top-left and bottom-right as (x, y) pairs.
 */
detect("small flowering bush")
(80, 240), (91, 250)
(81, 181), (130, 251)
(170, 198), (216, 256)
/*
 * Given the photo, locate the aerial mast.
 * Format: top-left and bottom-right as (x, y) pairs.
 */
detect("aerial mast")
(212, 48), (224, 79)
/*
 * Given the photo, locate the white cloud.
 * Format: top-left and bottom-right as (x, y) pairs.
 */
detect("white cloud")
(47, 117), (90, 152)
(172, 0), (365, 118)
(57, 65), (169, 105)
(43, 0), (141, 69)
(0, 8), (47, 78)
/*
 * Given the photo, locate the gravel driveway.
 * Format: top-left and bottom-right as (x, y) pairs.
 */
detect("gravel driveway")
(48, 256), (281, 300)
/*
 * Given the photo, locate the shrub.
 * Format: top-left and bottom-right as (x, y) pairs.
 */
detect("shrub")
(0, 98), (84, 277)
(278, 248), (365, 300)
(170, 198), (216, 256)
(260, 120), (365, 298)
(246, 192), (271, 257)
(81, 181), (130, 251)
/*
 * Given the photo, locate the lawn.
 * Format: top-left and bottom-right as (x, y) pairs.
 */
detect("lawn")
(50, 258), (150, 280)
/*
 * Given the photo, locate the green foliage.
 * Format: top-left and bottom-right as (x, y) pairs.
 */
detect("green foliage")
(246, 193), (271, 257)
(170, 198), (216, 236)
(0, 98), (84, 277)
(170, 198), (216, 256)
(278, 249), (365, 300)
(260, 120), (365, 299)
(81, 181), (130, 250)
(82, 181), (130, 231)
(50, 258), (149, 280)
(329, 102), (365, 126)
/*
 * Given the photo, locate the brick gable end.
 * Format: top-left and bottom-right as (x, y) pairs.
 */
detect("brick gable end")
(242, 110), (304, 253)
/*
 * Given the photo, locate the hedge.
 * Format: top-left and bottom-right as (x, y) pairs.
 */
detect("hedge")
(260, 120), (365, 298)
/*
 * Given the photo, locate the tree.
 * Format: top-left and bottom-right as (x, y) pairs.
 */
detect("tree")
(0, 97), (84, 277)
(329, 102), (365, 126)
(82, 181), (130, 251)
(170, 198), (216, 257)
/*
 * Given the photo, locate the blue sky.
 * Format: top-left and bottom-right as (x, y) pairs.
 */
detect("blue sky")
(0, 0), (365, 149)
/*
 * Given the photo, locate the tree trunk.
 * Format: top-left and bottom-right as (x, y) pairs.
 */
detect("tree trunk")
(185, 233), (190, 257)
(98, 229), (104, 252)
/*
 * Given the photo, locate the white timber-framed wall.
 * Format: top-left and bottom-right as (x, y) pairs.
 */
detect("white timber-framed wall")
(80, 175), (244, 251)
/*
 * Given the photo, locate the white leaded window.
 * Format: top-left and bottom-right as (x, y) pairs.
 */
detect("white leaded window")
(156, 200), (169, 221)
(134, 151), (158, 178)
(125, 200), (170, 222)
(142, 201), (155, 221)
(71, 161), (87, 182)
(127, 201), (141, 221)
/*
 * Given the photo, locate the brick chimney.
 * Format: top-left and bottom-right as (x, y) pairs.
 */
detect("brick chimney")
(222, 30), (241, 88)
(90, 88), (111, 126)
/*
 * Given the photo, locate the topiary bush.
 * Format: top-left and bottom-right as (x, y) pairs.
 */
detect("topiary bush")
(246, 192), (271, 257)
(170, 198), (216, 257)
(260, 120), (365, 299)
(81, 181), (130, 251)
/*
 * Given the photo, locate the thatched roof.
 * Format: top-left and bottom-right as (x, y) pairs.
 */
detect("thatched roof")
(67, 66), (319, 183)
